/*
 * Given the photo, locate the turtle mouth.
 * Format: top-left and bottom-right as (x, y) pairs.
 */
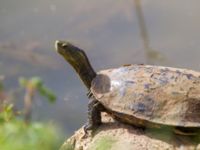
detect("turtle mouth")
(55, 40), (68, 55)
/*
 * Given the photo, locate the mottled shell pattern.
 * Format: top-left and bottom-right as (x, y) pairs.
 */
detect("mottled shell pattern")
(91, 64), (200, 127)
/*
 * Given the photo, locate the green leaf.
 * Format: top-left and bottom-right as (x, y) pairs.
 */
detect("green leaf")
(30, 77), (43, 88)
(38, 85), (56, 103)
(5, 104), (13, 112)
(19, 77), (28, 87)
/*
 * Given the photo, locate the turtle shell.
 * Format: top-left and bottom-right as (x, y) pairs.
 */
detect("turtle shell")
(91, 64), (200, 128)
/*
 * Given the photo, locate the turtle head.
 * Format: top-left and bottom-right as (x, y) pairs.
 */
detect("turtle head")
(55, 41), (85, 64)
(55, 40), (96, 89)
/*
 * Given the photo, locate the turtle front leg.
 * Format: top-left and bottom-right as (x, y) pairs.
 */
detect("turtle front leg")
(84, 99), (105, 133)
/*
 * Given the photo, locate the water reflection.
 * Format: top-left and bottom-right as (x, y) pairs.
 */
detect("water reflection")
(134, 0), (165, 64)
(0, 0), (200, 135)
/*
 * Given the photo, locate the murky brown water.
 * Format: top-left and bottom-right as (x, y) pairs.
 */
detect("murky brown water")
(0, 0), (200, 135)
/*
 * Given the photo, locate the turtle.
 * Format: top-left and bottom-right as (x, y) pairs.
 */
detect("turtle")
(55, 40), (200, 135)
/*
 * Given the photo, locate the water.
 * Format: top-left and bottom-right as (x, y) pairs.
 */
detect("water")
(0, 0), (200, 136)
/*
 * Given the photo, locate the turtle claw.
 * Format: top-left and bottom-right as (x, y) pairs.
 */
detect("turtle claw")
(82, 122), (99, 138)
(83, 123), (90, 133)
(82, 123), (91, 138)
(87, 90), (93, 99)
(83, 123), (95, 134)
(84, 99), (103, 132)
(82, 97), (106, 138)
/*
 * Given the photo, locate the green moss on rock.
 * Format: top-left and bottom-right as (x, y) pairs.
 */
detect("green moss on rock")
(89, 136), (116, 150)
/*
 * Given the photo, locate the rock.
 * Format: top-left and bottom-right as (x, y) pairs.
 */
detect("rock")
(60, 114), (200, 150)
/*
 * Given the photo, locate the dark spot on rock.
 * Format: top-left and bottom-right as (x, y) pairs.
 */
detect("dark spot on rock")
(91, 74), (111, 94)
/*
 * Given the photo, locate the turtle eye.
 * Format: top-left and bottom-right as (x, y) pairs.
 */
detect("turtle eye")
(61, 43), (68, 48)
